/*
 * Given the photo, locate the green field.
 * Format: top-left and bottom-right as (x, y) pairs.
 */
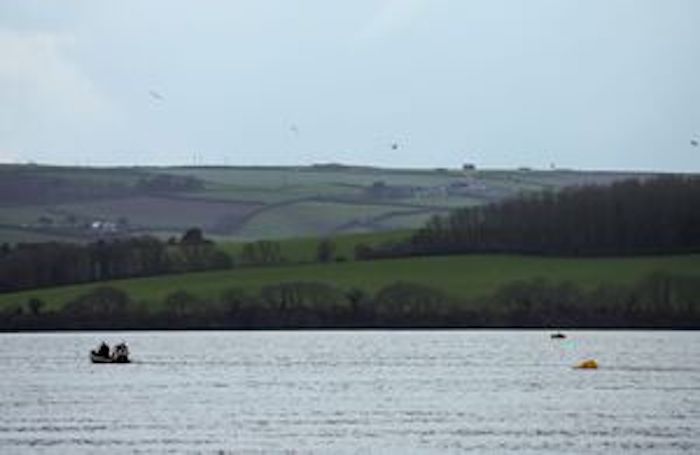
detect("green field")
(220, 229), (413, 263)
(3, 254), (699, 311)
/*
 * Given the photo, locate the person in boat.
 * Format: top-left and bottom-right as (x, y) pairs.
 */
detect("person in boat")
(97, 341), (110, 357)
(113, 342), (129, 360)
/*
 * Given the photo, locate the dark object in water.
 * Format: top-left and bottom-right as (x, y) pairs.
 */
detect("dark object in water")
(90, 342), (130, 364)
(550, 332), (566, 339)
(574, 359), (598, 369)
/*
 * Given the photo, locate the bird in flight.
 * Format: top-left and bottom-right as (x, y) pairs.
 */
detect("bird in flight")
(149, 90), (164, 101)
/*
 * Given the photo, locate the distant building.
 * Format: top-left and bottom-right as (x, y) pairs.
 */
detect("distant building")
(90, 220), (118, 233)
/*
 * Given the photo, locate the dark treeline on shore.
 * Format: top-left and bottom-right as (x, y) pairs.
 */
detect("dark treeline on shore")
(358, 176), (700, 259)
(2, 271), (698, 331)
(0, 229), (231, 293)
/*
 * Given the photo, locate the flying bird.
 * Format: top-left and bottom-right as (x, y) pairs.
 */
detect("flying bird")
(390, 142), (399, 150)
(691, 138), (699, 147)
(290, 124), (300, 135)
(149, 90), (164, 101)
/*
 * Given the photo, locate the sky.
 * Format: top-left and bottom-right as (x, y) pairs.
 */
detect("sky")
(1, 0), (699, 171)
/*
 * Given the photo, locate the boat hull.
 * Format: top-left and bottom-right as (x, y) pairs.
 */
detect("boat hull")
(90, 352), (130, 364)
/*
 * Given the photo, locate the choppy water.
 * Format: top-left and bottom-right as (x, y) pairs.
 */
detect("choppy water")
(0, 331), (698, 453)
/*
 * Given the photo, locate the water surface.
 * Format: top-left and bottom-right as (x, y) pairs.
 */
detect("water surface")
(1, 331), (698, 453)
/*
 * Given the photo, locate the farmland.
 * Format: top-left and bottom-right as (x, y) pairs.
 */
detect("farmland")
(0, 163), (662, 244)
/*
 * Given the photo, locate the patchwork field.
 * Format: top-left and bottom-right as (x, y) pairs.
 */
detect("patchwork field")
(55, 196), (262, 233)
(236, 201), (442, 239)
(0, 164), (663, 244)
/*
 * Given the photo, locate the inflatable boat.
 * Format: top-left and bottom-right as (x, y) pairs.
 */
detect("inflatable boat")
(90, 342), (130, 363)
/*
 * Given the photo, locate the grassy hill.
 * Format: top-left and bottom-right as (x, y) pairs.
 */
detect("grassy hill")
(0, 164), (662, 244)
(2, 253), (699, 312)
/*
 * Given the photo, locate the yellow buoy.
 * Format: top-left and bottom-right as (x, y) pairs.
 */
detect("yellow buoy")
(574, 359), (598, 369)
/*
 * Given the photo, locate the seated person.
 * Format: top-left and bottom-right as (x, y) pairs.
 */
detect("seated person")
(97, 342), (110, 357)
(113, 342), (129, 358)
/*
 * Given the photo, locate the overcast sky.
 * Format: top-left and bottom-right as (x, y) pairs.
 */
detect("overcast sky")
(2, 0), (699, 171)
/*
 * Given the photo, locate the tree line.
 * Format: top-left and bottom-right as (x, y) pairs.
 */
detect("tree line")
(357, 176), (700, 259)
(2, 271), (698, 330)
(0, 229), (350, 294)
(0, 228), (231, 293)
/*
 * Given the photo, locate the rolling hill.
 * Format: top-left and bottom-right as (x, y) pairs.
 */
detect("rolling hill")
(0, 163), (662, 244)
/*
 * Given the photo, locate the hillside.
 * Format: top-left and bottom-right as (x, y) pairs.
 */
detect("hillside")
(0, 164), (661, 244)
(2, 253), (699, 312)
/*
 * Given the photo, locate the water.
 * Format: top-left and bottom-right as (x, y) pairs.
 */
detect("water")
(1, 331), (698, 453)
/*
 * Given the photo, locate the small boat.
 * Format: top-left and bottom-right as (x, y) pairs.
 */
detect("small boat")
(550, 332), (566, 339)
(90, 352), (130, 363)
(90, 342), (130, 364)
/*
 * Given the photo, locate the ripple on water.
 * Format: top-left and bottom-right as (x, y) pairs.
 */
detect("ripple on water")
(0, 330), (698, 452)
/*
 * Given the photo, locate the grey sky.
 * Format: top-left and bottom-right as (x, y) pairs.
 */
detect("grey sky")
(1, 0), (699, 171)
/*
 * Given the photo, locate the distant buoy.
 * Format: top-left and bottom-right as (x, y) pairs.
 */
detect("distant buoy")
(574, 359), (598, 369)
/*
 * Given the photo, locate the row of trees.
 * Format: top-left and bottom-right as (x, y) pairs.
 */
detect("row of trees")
(0, 230), (353, 295)
(0, 229), (231, 293)
(3, 272), (698, 330)
(360, 176), (700, 258)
